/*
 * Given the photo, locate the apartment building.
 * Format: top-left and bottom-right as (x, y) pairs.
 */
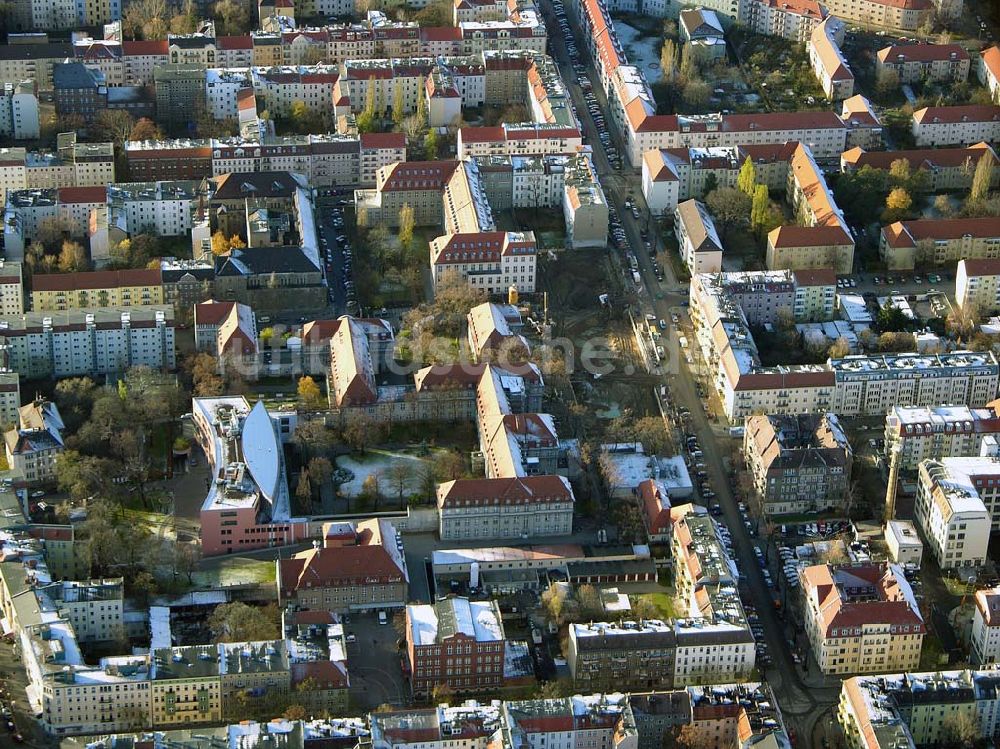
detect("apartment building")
(809, 17), (854, 100)
(568, 620), (682, 694)
(915, 457), (995, 569)
(0, 306), (175, 379)
(467, 302), (527, 362)
(4, 399), (64, 485)
(674, 199), (723, 274)
(0, 139), (115, 213)
(911, 104), (1000, 146)
(678, 9), (726, 62)
(830, 352), (1000, 416)
(801, 562), (925, 676)
(746, 0), (826, 42)
(819, 0), (931, 30)
(0, 42), (73, 89)
(766, 143), (854, 275)
(670, 504), (755, 685)
(46, 579), (124, 643)
(881, 216), (1000, 270)
(278, 519), (408, 612)
(194, 396), (307, 556)
(841, 142), (999, 192)
(31, 269), (164, 312)
(0, 81), (38, 140)
(839, 670), (1000, 749)
(743, 412), (853, 516)
(437, 476), (574, 541)
(877, 43), (970, 84)
(642, 142), (799, 215)
(972, 586), (1000, 665)
(405, 597), (507, 696)
(884, 403), (1000, 472)
(0, 261), (24, 316)
(52, 63), (109, 123)
(458, 123), (583, 159)
(981, 46), (1000, 103)
(956, 258), (1000, 319)
(0, 373), (19, 428)
(563, 153), (609, 249)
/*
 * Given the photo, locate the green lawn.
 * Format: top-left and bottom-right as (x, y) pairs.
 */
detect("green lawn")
(192, 557), (277, 588)
(635, 592), (679, 619)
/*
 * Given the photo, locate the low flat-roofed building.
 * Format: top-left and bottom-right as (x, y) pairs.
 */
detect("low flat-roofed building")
(884, 520), (922, 568)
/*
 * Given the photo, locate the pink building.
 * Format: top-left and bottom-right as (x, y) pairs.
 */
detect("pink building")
(194, 396), (309, 556)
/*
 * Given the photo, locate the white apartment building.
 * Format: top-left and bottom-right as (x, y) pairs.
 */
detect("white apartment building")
(0, 141), (114, 206)
(107, 181), (199, 238)
(916, 457), (995, 570)
(982, 46), (1000, 104)
(884, 404), (1000, 471)
(0, 307), (176, 379)
(830, 352), (1000, 417)
(912, 104), (1000, 146)
(0, 260), (24, 316)
(458, 123), (583, 159)
(956, 258), (1000, 319)
(808, 17), (854, 101)
(972, 587), (1000, 665)
(4, 399), (64, 485)
(205, 68), (252, 120)
(253, 65), (341, 117)
(746, 0), (826, 42)
(0, 81), (39, 140)
(429, 231), (537, 294)
(675, 199), (723, 274)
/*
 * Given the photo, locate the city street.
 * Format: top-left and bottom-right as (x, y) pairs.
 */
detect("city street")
(542, 1), (845, 740)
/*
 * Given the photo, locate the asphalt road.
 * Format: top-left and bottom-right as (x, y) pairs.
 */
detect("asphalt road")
(543, 2), (843, 741)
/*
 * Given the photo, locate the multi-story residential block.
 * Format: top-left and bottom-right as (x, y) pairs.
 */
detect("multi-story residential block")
(841, 142), (1000, 192)
(818, 0), (931, 30)
(956, 258), (1000, 319)
(839, 670), (1000, 749)
(743, 412), (852, 516)
(911, 104), (1000, 146)
(457, 123), (583, 159)
(154, 64), (208, 127)
(877, 43), (970, 84)
(642, 142), (799, 215)
(72, 38), (124, 86)
(767, 144), (854, 275)
(0, 261), (24, 316)
(746, 0), (825, 42)
(0, 306), (175, 379)
(30, 269), (164, 312)
(916, 457), (996, 569)
(972, 586), (1000, 665)
(0, 81), (38, 140)
(563, 153), (608, 249)
(46, 579), (124, 643)
(467, 302), (527, 362)
(881, 216), (1000, 270)
(830, 351), (1000, 416)
(981, 46), (1000, 104)
(194, 396), (307, 556)
(0, 137), (115, 215)
(567, 621), (677, 692)
(194, 300), (256, 355)
(801, 562), (925, 676)
(0, 41), (73, 89)
(884, 403), (1000, 472)
(278, 519), (408, 612)
(674, 199), (723, 274)
(0, 372), (20, 428)
(52, 62), (108, 122)
(4, 399), (64, 485)
(437, 476), (574, 541)
(809, 17), (854, 100)
(405, 597), (507, 696)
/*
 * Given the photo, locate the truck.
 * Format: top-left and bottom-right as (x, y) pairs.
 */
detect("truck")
(632, 271), (641, 285)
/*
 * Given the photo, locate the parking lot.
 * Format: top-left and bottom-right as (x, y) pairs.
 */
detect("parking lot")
(316, 193), (356, 315)
(344, 612), (409, 710)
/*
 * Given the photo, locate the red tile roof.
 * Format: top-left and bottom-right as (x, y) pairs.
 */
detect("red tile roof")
(360, 132), (406, 149)
(122, 40), (169, 56)
(56, 186), (106, 203)
(877, 43), (969, 63)
(437, 475), (572, 508)
(32, 268), (162, 292)
(913, 104), (1000, 124)
(983, 46), (1000, 81)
